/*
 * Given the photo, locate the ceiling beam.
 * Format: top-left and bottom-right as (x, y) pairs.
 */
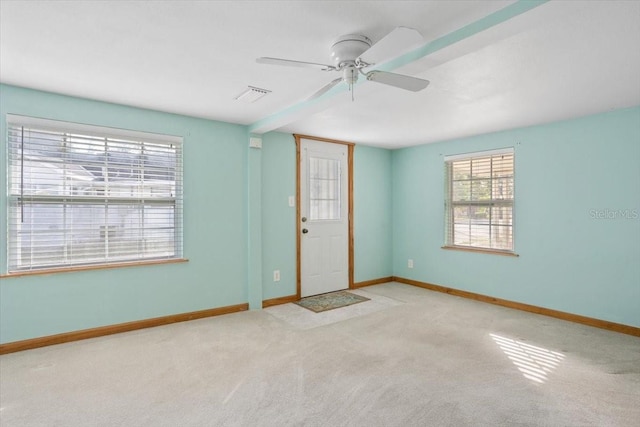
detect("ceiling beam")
(248, 0), (549, 135)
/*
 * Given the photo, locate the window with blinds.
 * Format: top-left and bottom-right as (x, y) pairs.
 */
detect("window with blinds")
(308, 156), (341, 221)
(6, 115), (183, 273)
(444, 148), (514, 253)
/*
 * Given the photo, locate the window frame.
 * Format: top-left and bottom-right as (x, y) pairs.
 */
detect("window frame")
(4, 114), (185, 274)
(443, 147), (517, 256)
(307, 155), (342, 222)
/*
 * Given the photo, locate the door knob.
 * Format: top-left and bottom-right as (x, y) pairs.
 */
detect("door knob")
(302, 228), (309, 234)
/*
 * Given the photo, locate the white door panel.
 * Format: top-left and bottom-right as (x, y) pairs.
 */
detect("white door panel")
(329, 235), (344, 272)
(300, 139), (349, 297)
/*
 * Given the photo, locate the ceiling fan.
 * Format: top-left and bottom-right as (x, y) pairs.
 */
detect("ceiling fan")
(256, 27), (430, 100)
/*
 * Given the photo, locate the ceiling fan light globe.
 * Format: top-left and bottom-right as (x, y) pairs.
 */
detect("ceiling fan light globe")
(343, 67), (359, 85)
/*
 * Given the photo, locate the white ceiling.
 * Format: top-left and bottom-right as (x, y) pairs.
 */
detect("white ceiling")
(1, 1), (639, 148)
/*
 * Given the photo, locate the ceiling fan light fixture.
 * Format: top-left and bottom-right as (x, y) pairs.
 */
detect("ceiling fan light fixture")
(235, 86), (271, 103)
(343, 67), (359, 85)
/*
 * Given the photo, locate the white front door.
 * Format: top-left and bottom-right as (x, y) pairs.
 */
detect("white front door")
(300, 138), (349, 297)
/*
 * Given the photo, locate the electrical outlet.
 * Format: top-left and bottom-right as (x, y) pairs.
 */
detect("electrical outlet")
(408, 259), (414, 269)
(273, 270), (280, 282)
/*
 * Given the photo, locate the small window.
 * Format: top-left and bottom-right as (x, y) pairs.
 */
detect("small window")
(6, 115), (183, 273)
(444, 148), (514, 253)
(308, 156), (341, 221)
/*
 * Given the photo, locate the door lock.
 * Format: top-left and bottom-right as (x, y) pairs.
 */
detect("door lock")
(301, 217), (307, 222)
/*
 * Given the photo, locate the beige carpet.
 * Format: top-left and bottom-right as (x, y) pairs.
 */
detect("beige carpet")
(1, 282), (639, 426)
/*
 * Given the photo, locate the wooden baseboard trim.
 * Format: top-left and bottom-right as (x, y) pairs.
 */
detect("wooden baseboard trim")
(352, 276), (394, 288)
(392, 276), (640, 337)
(262, 294), (298, 308)
(0, 303), (249, 355)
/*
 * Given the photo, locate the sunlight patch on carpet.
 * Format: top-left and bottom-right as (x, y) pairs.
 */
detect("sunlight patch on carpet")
(491, 333), (566, 384)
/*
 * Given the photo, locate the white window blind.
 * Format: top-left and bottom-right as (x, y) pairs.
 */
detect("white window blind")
(444, 148), (514, 252)
(6, 116), (183, 272)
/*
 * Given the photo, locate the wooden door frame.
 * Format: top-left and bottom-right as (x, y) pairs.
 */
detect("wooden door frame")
(294, 134), (354, 299)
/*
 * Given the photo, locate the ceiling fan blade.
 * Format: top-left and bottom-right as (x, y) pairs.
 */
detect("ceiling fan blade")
(307, 78), (343, 100)
(256, 57), (335, 71)
(358, 27), (423, 66)
(366, 70), (430, 92)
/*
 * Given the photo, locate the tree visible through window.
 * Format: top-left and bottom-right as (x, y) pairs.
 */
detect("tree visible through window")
(6, 116), (183, 272)
(444, 148), (514, 253)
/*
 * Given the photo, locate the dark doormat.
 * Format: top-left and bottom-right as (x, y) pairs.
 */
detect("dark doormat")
(294, 291), (370, 313)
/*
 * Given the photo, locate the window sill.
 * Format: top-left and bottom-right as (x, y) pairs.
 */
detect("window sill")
(441, 246), (519, 257)
(0, 258), (189, 279)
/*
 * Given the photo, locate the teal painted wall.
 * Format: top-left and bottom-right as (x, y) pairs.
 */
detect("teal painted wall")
(261, 132), (297, 300)
(354, 145), (393, 282)
(0, 85), (394, 342)
(392, 107), (640, 327)
(247, 132), (263, 309)
(0, 84), (249, 343)
(2, 83), (637, 343)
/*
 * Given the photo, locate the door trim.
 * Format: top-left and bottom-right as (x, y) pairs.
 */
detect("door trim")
(294, 134), (354, 299)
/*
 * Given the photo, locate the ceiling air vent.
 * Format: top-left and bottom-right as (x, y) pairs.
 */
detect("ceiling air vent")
(234, 86), (271, 103)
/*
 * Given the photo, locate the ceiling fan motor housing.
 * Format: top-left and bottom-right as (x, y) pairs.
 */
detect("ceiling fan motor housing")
(330, 34), (371, 67)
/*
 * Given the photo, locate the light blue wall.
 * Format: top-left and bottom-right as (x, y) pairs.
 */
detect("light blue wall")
(261, 132), (297, 299)
(354, 145), (393, 282)
(3, 83), (637, 343)
(0, 85), (394, 342)
(247, 132), (263, 309)
(392, 107), (640, 327)
(0, 84), (249, 343)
